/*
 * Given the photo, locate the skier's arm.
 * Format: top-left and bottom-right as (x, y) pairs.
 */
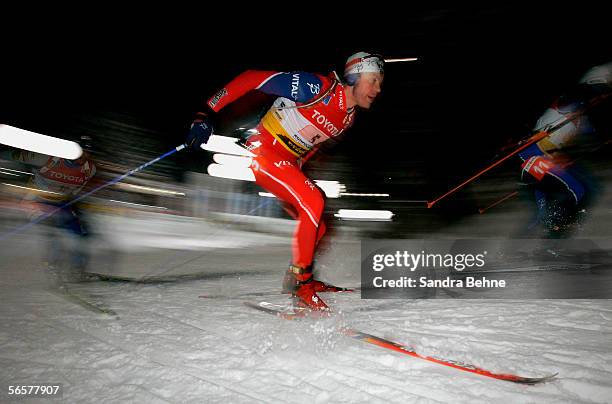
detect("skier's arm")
(206, 70), (324, 111)
(186, 71), (324, 149)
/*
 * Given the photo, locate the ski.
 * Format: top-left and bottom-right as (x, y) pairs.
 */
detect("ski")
(245, 301), (557, 384)
(200, 291), (283, 300)
(244, 301), (309, 320)
(86, 272), (186, 283)
(343, 328), (557, 385)
(50, 286), (118, 317)
(200, 287), (355, 300)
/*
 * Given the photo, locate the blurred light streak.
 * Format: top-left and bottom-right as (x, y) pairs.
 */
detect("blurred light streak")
(201, 135), (254, 157)
(384, 57), (418, 63)
(340, 192), (390, 197)
(115, 183), (185, 196)
(2, 183), (62, 195)
(0, 125), (83, 159)
(334, 209), (394, 221)
(0, 171), (20, 177)
(0, 167), (34, 176)
(109, 199), (169, 210)
(207, 163), (256, 181)
(314, 180), (345, 198)
(212, 153), (253, 168)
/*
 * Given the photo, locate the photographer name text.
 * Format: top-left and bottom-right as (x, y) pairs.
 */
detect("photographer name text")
(372, 276), (506, 288)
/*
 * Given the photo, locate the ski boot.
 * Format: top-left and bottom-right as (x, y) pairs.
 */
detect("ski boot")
(283, 265), (351, 293)
(282, 265), (329, 311)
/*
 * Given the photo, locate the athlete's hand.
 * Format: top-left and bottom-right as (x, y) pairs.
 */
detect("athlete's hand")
(186, 112), (214, 150)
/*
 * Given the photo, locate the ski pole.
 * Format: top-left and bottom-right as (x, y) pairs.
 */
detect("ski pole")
(426, 92), (610, 209)
(478, 191), (519, 214)
(0, 144), (187, 241)
(426, 130), (549, 208)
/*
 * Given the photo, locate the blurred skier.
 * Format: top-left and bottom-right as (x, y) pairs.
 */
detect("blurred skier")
(518, 61), (611, 238)
(185, 52), (385, 310)
(1, 137), (97, 280)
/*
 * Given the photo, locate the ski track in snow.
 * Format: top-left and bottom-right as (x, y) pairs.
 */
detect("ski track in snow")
(2, 263), (612, 403)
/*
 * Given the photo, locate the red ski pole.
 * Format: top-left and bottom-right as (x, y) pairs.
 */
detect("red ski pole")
(426, 92), (611, 209)
(478, 191), (519, 214)
(426, 130), (549, 208)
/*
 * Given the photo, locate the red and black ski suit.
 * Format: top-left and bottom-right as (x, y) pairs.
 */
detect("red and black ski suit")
(207, 70), (356, 268)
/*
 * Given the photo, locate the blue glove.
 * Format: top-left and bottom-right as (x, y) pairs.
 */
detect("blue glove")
(186, 112), (214, 150)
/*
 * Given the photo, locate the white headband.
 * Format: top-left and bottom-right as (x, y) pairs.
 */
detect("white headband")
(344, 52), (384, 76)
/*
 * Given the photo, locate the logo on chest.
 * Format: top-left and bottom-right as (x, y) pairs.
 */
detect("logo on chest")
(311, 110), (340, 136)
(291, 73), (300, 100)
(42, 169), (86, 185)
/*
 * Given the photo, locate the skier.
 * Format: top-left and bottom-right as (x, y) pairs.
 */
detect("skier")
(518, 61), (611, 238)
(1, 138), (97, 279)
(185, 52), (385, 310)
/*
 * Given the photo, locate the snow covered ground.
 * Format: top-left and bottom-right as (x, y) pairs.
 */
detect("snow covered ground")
(2, 216), (612, 403)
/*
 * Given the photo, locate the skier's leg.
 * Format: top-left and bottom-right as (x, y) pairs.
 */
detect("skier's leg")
(250, 155), (331, 309)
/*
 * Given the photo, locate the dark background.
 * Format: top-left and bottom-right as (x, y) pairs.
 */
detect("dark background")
(2, 4), (609, 221)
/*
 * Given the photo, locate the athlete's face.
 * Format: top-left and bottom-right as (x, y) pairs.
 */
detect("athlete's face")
(352, 72), (384, 109)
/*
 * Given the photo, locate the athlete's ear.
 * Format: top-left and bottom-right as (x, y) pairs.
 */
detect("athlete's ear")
(344, 73), (360, 86)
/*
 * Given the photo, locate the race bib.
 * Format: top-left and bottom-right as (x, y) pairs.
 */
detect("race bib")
(521, 156), (554, 181)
